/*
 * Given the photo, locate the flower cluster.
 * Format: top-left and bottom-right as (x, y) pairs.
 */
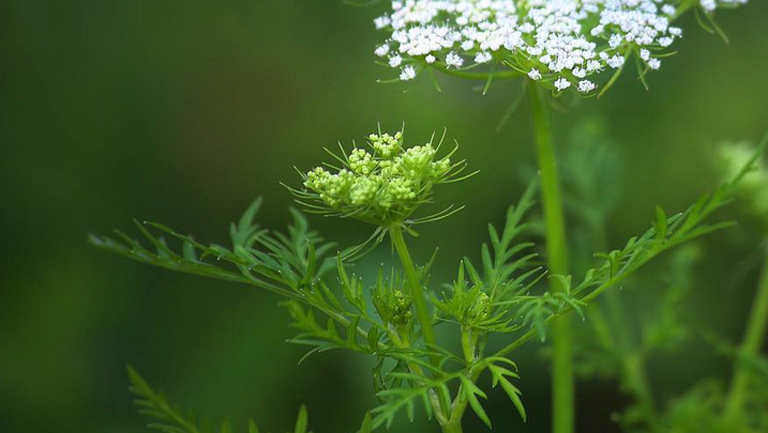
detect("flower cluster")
(373, 0), (747, 94)
(467, 292), (491, 322)
(293, 130), (470, 227)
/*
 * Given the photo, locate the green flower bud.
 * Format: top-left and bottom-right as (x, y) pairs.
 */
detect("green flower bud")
(292, 129), (472, 228)
(391, 290), (413, 326)
(467, 292), (491, 323)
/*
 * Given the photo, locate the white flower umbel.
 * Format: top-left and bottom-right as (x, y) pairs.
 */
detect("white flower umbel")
(372, 0), (748, 95)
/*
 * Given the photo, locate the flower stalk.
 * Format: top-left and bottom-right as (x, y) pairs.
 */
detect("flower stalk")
(390, 226), (438, 355)
(527, 83), (573, 433)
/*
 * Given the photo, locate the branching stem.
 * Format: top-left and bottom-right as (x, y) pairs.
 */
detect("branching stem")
(390, 225), (454, 422)
(528, 83), (573, 433)
(436, 327), (478, 433)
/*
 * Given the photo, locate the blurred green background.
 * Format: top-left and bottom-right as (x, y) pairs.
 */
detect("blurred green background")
(1, 1), (767, 432)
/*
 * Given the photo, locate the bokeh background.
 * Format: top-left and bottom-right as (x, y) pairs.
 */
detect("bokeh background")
(1, 1), (767, 432)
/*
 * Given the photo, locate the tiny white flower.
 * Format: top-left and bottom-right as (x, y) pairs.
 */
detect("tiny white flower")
(648, 58), (661, 70)
(669, 27), (683, 37)
(445, 52), (463, 68)
(607, 54), (625, 69)
(527, 46), (543, 56)
(701, 0), (717, 12)
(578, 80), (596, 93)
(374, 15), (391, 30)
(662, 5), (676, 15)
(389, 55), (403, 68)
(400, 65), (416, 81)
(528, 68), (542, 80)
(474, 51), (492, 64)
(375, 45), (390, 57)
(520, 23), (535, 33)
(554, 77), (571, 91)
(425, 54), (436, 64)
(609, 34), (623, 49)
(640, 49), (651, 61)
(586, 60), (603, 72)
(658, 37), (674, 47)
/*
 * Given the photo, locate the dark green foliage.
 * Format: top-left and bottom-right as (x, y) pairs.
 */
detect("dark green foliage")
(98, 140), (765, 433)
(127, 366), (314, 433)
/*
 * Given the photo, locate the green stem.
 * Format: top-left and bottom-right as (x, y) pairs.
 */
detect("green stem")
(461, 327), (476, 363)
(390, 226), (454, 423)
(440, 420), (464, 433)
(528, 84), (573, 433)
(723, 246), (768, 421)
(389, 226), (439, 360)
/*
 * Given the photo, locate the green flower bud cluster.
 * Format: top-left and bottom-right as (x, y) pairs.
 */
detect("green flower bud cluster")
(717, 142), (768, 221)
(467, 292), (491, 323)
(390, 290), (414, 326)
(295, 130), (467, 227)
(372, 277), (414, 328)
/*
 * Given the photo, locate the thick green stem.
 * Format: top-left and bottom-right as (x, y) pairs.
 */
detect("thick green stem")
(440, 420), (464, 433)
(528, 84), (573, 433)
(461, 327), (475, 363)
(390, 227), (438, 359)
(723, 247), (768, 420)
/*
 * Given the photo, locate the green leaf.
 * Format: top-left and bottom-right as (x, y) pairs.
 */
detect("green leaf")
(367, 327), (380, 352)
(655, 206), (668, 244)
(488, 364), (526, 422)
(220, 420), (232, 433)
(248, 419), (260, 433)
(358, 412), (373, 433)
(294, 405), (308, 433)
(347, 316), (361, 349)
(460, 376), (491, 428)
